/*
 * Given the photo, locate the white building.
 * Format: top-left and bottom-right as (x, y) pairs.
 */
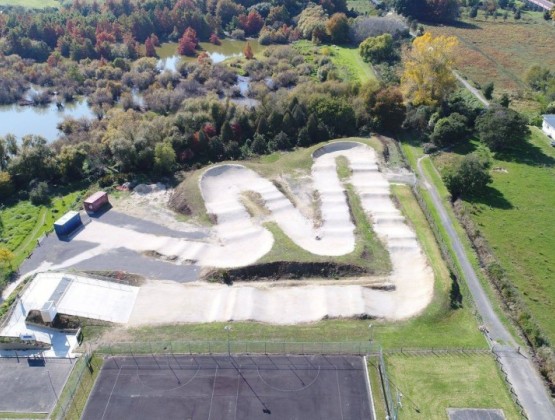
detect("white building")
(542, 115), (555, 139)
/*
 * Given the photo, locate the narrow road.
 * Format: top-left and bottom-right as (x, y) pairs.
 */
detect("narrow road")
(416, 155), (555, 419)
(453, 71), (490, 108)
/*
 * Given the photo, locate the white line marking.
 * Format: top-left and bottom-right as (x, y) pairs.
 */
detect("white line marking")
(336, 369), (345, 420)
(101, 368), (122, 420)
(207, 366), (219, 420)
(234, 370), (241, 420)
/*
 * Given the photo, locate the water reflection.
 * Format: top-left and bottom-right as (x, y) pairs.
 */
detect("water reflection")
(0, 100), (93, 142)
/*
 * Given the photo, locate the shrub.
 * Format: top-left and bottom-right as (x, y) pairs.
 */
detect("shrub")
(430, 113), (470, 146)
(443, 153), (492, 199)
(476, 105), (529, 151)
(29, 181), (51, 206)
(359, 34), (394, 64)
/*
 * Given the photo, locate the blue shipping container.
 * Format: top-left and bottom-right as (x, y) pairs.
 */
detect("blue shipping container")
(54, 211), (82, 238)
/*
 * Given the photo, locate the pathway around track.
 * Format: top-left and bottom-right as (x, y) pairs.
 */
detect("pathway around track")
(416, 155), (555, 419)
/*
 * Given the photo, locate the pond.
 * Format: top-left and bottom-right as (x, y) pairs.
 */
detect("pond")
(156, 38), (264, 72)
(0, 99), (94, 143)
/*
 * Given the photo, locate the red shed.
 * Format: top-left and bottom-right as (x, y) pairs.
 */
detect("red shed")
(84, 191), (109, 213)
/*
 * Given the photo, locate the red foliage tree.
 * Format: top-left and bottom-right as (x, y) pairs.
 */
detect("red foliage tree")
(209, 33), (221, 45)
(243, 42), (254, 60)
(145, 36), (157, 57)
(177, 27), (198, 56)
(150, 33), (160, 47)
(240, 10), (264, 36)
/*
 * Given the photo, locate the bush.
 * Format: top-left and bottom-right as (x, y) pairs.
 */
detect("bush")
(430, 113), (470, 146)
(443, 153), (492, 199)
(29, 182), (51, 206)
(476, 105), (529, 151)
(359, 34), (394, 64)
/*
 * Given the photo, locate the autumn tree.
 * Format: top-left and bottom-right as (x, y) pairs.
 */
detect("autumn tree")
(243, 42), (254, 59)
(401, 32), (458, 106)
(326, 13), (349, 44)
(144, 36), (157, 57)
(177, 27), (198, 56)
(0, 247), (14, 270)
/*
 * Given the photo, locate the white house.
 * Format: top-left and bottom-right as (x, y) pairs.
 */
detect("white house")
(542, 115), (555, 139)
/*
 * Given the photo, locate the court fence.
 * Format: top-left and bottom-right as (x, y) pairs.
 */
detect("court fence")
(94, 340), (380, 357)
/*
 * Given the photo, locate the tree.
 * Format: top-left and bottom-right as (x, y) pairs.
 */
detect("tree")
(483, 82), (494, 100)
(243, 42), (254, 59)
(476, 105), (530, 151)
(444, 152), (492, 199)
(29, 181), (51, 205)
(394, 0), (459, 22)
(401, 32), (459, 106)
(0, 247), (14, 270)
(144, 36), (157, 57)
(0, 171), (14, 199)
(325, 13), (349, 44)
(369, 87), (406, 132)
(177, 27), (198, 56)
(430, 113), (470, 146)
(359, 33), (394, 64)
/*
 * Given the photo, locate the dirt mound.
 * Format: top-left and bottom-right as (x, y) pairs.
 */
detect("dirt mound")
(168, 182), (192, 215)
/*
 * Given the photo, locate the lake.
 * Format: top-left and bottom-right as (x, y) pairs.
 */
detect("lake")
(157, 39), (264, 71)
(0, 99), (93, 143)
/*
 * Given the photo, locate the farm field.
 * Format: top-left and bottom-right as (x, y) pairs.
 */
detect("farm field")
(424, 11), (555, 115)
(0, 0), (60, 7)
(386, 353), (521, 419)
(432, 128), (555, 345)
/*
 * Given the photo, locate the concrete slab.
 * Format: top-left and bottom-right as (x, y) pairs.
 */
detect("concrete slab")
(448, 408), (506, 420)
(0, 357), (74, 413)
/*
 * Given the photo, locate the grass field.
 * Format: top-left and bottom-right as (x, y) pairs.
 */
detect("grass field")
(347, 0), (378, 15)
(386, 353), (521, 419)
(432, 128), (555, 345)
(0, 0), (60, 7)
(424, 11), (555, 115)
(293, 40), (377, 84)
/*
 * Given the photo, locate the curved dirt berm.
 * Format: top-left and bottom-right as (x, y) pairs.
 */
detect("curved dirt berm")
(127, 141), (434, 323)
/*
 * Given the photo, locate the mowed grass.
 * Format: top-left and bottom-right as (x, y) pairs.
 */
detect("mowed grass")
(347, 0), (378, 15)
(424, 11), (555, 114)
(293, 40), (377, 84)
(433, 128), (555, 344)
(386, 353), (521, 420)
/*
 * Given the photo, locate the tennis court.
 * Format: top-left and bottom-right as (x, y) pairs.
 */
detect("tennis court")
(82, 354), (373, 420)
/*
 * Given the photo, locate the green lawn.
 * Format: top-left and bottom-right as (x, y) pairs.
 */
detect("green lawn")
(433, 128), (555, 345)
(348, 0), (378, 15)
(387, 353), (521, 419)
(293, 40), (377, 84)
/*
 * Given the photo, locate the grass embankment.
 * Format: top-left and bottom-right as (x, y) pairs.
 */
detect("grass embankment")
(0, 189), (84, 278)
(386, 353), (521, 419)
(432, 128), (555, 345)
(424, 11), (555, 115)
(50, 355), (103, 420)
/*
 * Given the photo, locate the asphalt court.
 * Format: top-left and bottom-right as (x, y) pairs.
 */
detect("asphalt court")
(82, 354), (373, 420)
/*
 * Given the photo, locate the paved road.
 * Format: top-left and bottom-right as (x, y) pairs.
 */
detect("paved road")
(453, 71), (490, 108)
(527, 0), (554, 10)
(416, 156), (555, 419)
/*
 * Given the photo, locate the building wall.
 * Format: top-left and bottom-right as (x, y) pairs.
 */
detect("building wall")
(543, 121), (555, 139)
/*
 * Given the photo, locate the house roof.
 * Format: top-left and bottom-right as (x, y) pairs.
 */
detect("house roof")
(544, 115), (555, 128)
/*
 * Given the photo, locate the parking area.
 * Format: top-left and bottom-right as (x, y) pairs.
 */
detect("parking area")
(0, 357), (74, 413)
(82, 354), (373, 420)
